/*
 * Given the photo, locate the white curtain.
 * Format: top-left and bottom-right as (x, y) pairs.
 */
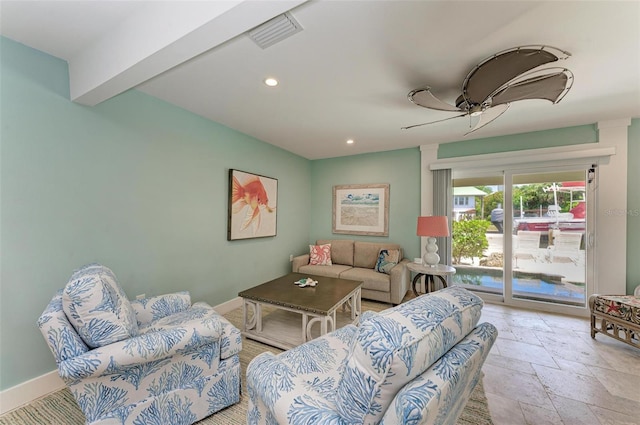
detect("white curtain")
(432, 168), (452, 267)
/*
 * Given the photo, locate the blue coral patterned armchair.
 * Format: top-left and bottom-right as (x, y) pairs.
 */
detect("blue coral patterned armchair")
(37, 263), (242, 425)
(246, 286), (497, 425)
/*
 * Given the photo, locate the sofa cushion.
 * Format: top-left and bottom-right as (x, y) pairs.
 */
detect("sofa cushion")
(591, 294), (640, 327)
(375, 249), (400, 274)
(130, 291), (191, 329)
(246, 325), (358, 422)
(277, 324), (357, 390)
(339, 267), (390, 293)
(309, 244), (332, 265)
(318, 239), (354, 266)
(334, 286), (483, 424)
(298, 264), (352, 278)
(354, 242), (402, 268)
(62, 263), (139, 348)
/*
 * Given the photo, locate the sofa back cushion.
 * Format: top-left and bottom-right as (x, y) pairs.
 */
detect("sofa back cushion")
(317, 239), (354, 266)
(334, 286), (483, 424)
(354, 241), (403, 269)
(62, 263), (139, 348)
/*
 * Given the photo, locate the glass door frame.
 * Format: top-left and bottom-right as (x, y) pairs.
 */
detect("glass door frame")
(452, 162), (596, 317)
(503, 165), (595, 316)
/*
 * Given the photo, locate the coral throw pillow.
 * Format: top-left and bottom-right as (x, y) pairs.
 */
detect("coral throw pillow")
(309, 244), (332, 266)
(375, 249), (400, 274)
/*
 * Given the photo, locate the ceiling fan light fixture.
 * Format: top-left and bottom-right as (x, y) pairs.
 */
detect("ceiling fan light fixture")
(469, 105), (483, 117)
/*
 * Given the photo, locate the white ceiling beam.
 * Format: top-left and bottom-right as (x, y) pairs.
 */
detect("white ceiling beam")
(70, 0), (309, 106)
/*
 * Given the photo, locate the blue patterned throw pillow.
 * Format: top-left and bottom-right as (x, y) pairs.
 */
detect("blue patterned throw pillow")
(375, 249), (400, 274)
(62, 263), (139, 348)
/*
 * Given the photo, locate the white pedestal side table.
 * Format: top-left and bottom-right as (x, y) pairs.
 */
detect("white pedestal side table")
(406, 262), (456, 297)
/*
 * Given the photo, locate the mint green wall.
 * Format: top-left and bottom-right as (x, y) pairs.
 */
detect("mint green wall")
(308, 149), (422, 260)
(0, 38), (311, 390)
(438, 124), (598, 158)
(2, 35), (638, 394)
(627, 119), (640, 294)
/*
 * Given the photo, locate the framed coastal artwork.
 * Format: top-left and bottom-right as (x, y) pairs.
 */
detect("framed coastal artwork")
(332, 183), (389, 236)
(228, 169), (278, 240)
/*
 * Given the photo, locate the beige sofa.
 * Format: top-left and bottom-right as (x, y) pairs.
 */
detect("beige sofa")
(292, 239), (410, 305)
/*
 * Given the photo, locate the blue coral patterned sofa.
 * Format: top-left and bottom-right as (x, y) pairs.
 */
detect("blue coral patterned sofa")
(246, 286), (497, 425)
(37, 263), (242, 425)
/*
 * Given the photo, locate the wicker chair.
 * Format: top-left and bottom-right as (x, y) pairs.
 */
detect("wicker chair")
(589, 285), (640, 350)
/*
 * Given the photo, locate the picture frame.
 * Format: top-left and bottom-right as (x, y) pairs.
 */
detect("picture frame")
(333, 183), (389, 236)
(228, 169), (278, 240)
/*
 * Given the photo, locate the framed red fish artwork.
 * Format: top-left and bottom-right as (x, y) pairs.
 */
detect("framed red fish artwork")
(228, 169), (278, 240)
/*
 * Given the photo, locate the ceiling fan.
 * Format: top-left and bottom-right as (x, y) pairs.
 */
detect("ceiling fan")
(402, 45), (574, 135)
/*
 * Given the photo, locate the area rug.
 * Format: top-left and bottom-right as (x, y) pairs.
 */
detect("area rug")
(1, 300), (493, 425)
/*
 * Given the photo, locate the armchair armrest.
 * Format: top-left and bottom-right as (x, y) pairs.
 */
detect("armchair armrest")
(247, 352), (341, 423)
(131, 291), (191, 327)
(58, 310), (222, 382)
(292, 254), (310, 272)
(381, 322), (498, 424)
(207, 303), (242, 359)
(389, 259), (410, 305)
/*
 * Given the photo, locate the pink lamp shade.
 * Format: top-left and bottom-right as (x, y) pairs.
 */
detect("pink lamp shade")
(417, 216), (449, 237)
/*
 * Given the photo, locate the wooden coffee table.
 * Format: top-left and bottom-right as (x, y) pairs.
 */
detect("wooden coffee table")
(238, 272), (362, 350)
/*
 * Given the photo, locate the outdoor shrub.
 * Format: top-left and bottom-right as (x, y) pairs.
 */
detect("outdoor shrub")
(452, 219), (490, 264)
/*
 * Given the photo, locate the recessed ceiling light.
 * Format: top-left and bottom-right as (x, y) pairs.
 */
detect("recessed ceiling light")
(264, 78), (279, 87)
(346, 139), (354, 144)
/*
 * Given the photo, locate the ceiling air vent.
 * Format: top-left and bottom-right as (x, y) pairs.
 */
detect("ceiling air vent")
(248, 12), (302, 49)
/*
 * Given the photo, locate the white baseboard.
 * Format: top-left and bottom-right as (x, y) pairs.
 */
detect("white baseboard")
(0, 370), (65, 415)
(213, 296), (242, 315)
(0, 296), (244, 415)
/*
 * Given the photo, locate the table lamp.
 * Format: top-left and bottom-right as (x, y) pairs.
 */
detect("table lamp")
(417, 216), (449, 267)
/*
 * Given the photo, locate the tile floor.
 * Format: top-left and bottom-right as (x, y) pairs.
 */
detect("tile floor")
(480, 302), (640, 425)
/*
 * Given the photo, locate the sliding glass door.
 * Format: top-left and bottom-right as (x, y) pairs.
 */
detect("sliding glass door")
(451, 165), (594, 313)
(508, 169), (588, 308)
(451, 171), (505, 301)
